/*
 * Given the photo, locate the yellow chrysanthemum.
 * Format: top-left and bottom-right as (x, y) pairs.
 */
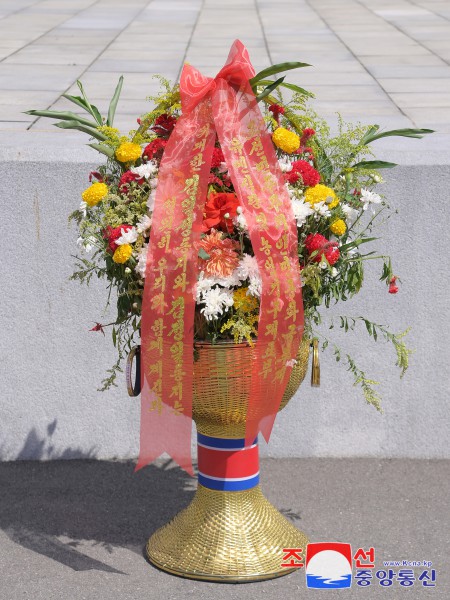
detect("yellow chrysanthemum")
(81, 182), (108, 207)
(330, 219), (347, 236)
(112, 244), (133, 264)
(272, 127), (300, 154)
(115, 142), (142, 163)
(233, 287), (259, 313)
(305, 184), (339, 209)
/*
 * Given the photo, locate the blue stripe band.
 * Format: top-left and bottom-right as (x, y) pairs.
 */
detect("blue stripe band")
(198, 473), (260, 491)
(197, 433), (257, 449)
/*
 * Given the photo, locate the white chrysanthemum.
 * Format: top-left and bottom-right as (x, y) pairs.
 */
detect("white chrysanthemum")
(285, 183), (296, 198)
(136, 214), (152, 234)
(76, 235), (96, 253)
(233, 206), (248, 232)
(195, 271), (241, 302)
(236, 254), (259, 280)
(217, 162), (228, 173)
(236, 254), (262, 298)
(135, 244), (148, 278)
(330, 267), (338, 277)
(147, 188), (157, 212)
(312, 201), (331, 219)
(200, 287), (234, 321)
(116, 226), (138, 246)
(291, 198), (314, 227)
(131, 161), (158, 179)
(342, 204), (359, 224)
(79, 201), (87, 217)
(278, 158), (293, 173)
(360, 188), (382, 205)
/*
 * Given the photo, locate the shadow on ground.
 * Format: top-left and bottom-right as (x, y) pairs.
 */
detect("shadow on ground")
(0, 458), (194, 574)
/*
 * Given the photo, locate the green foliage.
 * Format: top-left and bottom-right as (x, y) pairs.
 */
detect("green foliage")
(346, 354), (382, 412)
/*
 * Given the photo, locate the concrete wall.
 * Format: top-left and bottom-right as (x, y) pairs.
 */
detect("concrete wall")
(1, 161), (449, 461)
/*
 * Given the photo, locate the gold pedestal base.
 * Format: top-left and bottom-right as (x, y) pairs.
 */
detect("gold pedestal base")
(147, 484), (308, 582)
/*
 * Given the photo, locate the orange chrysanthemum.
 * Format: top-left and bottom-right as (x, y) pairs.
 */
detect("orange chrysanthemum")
(197, 229), (240, 277)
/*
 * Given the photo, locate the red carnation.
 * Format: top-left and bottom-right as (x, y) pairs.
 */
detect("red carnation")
(142, 138), (167, 161)
(290, 160), (320, 187)
(388, 276), (399, 294)
(151, 113), (177, 137)
(103, 224), (133, 253)
(269, 103), (285, 121)
(286, 170), (301, 185)
(119, 171), (144, 194)
(203, 192), (240, 233)
(300, 128), (315, 146)
(211, 147), (225, 169)
(305, 233), (340, 266)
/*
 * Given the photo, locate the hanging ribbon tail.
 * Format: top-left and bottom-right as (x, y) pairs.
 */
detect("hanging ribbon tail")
(134, 380), (194, 475)
(136, 38), (303, 474)
(211, 53), (304, 450)
(138, 92), (216, 476)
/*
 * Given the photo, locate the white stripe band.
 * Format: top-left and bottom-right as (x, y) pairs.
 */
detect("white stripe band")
(198, 470), (260, 482)
(197, 442), (257, 452)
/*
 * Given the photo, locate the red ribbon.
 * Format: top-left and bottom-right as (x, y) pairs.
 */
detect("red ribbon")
(136, 40), (304, 475)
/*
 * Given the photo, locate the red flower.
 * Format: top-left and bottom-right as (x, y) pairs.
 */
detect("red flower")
(290, 160), (320, 187)
(305, 233), (340, 265)
(103, 224), (133, 253)
(89, 171), (104, 183)
(286, 170), (301, 185)
(151, 113), (177, 137)
(300, 128), (315, 146)
(269, 104), (285, 124)
(389, 276), (399, 294)
(211, 147), (225, 169)
(119, 171), (144, 194)
(89, 322), (105, 335)
(203, 192), (240, 232)
(142, 138), (167, 161)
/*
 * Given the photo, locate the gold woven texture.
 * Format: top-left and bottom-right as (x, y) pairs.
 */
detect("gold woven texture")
(146, 339), (310, 582)
(147, 484), (308, 582)
(192, 338), (310, 437)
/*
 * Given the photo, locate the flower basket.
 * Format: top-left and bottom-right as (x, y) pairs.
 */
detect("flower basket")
(147, 338), (310, 581)
(28, 39), (431, 582)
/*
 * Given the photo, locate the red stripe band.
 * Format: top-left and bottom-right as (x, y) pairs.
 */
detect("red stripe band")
(197, 436), (259, 480)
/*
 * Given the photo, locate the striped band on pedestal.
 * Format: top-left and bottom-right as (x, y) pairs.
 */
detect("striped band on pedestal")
(197, 433), (259, 491)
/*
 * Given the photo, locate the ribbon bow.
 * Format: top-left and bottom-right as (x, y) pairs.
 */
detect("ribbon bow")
(137, 40), (304, 475)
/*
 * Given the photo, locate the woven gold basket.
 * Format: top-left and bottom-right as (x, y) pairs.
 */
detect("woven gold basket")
(146, 337), (310, 582)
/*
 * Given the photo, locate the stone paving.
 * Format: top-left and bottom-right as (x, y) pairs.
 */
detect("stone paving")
(0, 0), (449, 162)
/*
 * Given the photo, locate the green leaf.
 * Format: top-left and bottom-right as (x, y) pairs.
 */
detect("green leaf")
(76, 80), (103, 125)
(360, 125), (380, 145)
(88, 143), (115, 158)
(107, 75), (124, 127)
(255, 79), (314, 98)
(314, 139), (333, 181)
(352, 160), (397, 170)
(54, 120), (107, 141)
(256, 77), (285, 102)
(198, 248), (210, 260)
(362, 127), (434, 145)
(62, 94), (91, 112)
(339, 237), (378, 252)
(250, 61), (311, 87)
(24, 109), (98, 128)
(112, 327), (117, 347)
(278, 81), (314, 98)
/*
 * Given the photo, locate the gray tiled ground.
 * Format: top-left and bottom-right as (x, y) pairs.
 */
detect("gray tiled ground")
(0, 0), (448, 163)
(0, 458), (448, 599)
